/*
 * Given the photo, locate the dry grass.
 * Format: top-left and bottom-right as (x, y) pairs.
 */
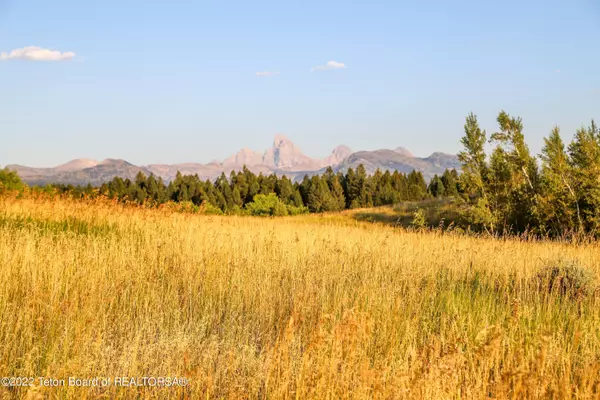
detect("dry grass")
(1, 195), (600, 399)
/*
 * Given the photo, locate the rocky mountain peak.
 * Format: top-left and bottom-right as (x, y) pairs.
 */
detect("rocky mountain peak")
(55, 158), (99, 172)
(393, 147), (413, 158)
(273, 134), (292, 147)
(263, 134), (312, 169)
(223, 147), (263, 167)
(322, 145), (352, 166)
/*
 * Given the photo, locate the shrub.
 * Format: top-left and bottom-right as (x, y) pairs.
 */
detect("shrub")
(178, 201), (200, 213)
(411, 208), (426, 229)
(287, 205), (309, 216)
(245, 194), (308, 217)
(536, 260), (597, 300)
(246, 193), (285, 216)
(200, 202), (224, 215)
(0, 168), (26, 193)
(273, 201), (289, 217)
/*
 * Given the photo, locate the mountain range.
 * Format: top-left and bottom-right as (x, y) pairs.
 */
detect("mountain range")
(5, 135), (461, 186)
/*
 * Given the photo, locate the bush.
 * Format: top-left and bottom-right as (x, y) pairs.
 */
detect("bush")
(411, 208), (426, 229)
(245, 194), (308, 217)
(0, 168), (26, 192)
(287, 205), (309, 216)
(536, 260), (597, 300)
(178, 201), (200, 213)
(200, 202), (224, 215)
(246, 194), (285, 216)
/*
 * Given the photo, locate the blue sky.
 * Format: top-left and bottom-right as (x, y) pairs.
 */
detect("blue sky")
(1, 0), (599, 167)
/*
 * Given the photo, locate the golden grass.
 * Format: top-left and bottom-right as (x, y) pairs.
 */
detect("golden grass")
(1, 195), (600, 399)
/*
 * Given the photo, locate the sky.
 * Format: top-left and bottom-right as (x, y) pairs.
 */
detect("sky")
(1, 0), (599, 167)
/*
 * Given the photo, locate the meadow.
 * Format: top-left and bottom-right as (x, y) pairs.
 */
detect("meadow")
(1, 195), (600, 399)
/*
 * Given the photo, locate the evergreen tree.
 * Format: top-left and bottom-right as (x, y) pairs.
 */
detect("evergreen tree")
(299, 175), (311, 206)
(342, 168), (355, 208)
(378, 170), (395, 205)
(146, 174), (159, 202)
(306, 175), (335, 212)
(156, 177), (167, 203)
(135, 171), (147, 190)
(291, 187), (304, 207)
(243, 166), (260, 203)
(391, 171), (408, 202)
(275, 175), (295, 204)
(258, 173), (276, 194)
(232, 186), (243, 208)
(441, 169), (459, 197)
(232, 170), (249, 204)
(428, 174), (445, 197)
(356, 165), (369, 207)
(323, 167), (346, 211)
(370, 169), (384, 206)
(407, 171), (427, 200)
(177, 185), (189, 202)
(203, 180), (219, 207)
(216, 172), (233, 210)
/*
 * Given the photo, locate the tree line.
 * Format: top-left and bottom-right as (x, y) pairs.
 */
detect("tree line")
(6, 109), (596, 236)
(458, 111), (599, 236)
(32, 166), (459, 216)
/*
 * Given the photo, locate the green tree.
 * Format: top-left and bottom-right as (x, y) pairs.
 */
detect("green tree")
(231, 170), (249, 204)
(177, 184), (189, 202)
(407, 170), (427, 200)
(491, 111), (539, 231)
(377, 170), (395, 205)
(323, 167), (346, 211)
(539, 127), (579, 234)
(291, 188), (304, 207)
(232, 186), (243, 208)
(428, 174), (445, 197)
(306, 175), (334, 212)
(568, 120), (600, 232)
(356, 165), (369, 207)
(343, 168), (357, 208)
(457, 113), (495, 231)
(146, 174), (159, 203)
(0, 168), (26, 192)
(492, 111), (537, 192)
(275, 175), (295, 204)
(299, 175), (311, 205)
(135, 171), (147, 189)
(487, 146), (512, 230)
(441, 169), (459, 197)
(458, 113), (489, 201)
(215, 172), (233, 211)
(391, 171), (408, 202)
(156, 177), (167, 203)
(243, 166), (260, 203)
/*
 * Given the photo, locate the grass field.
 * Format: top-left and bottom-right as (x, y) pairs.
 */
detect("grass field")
(1, 195), (600, 399)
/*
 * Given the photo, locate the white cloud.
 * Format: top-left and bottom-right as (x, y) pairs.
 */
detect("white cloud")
(311, 60), (346, 72)
(0, 46), (76, 62)
(256, 71), (280, 77)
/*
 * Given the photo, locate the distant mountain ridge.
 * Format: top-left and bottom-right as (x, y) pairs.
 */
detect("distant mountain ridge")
(5, 135), (460, 186)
